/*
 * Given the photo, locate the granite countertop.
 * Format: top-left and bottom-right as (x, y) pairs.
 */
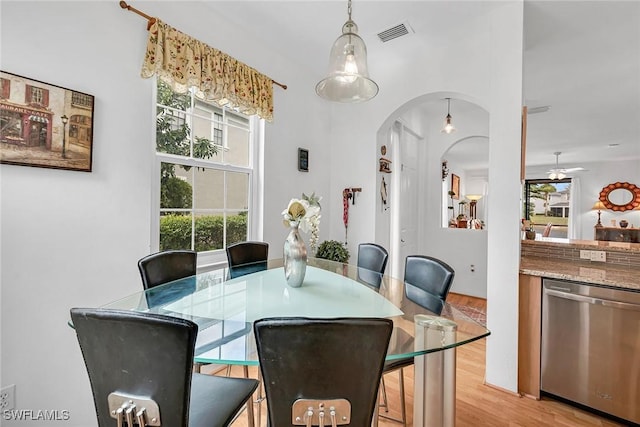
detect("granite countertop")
(521, 237), (640, 253)
(520, 257), (640, 291)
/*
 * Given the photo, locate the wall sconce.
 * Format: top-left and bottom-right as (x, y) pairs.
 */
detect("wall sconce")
(591, 200), (606, 227)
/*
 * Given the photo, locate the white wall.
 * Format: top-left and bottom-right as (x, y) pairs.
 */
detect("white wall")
(0, 2), (331, 425)
(1, 3), (528, 422)
(327, 1), (524, 392)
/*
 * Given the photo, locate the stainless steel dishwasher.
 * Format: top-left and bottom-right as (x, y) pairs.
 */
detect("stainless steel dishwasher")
(541, 278), (640, 425)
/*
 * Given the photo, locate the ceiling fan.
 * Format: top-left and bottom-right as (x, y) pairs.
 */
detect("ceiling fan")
(547, 152), (585, 180)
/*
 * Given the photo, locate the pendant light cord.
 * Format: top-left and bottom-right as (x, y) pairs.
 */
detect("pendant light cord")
(347, 0), (352, 20)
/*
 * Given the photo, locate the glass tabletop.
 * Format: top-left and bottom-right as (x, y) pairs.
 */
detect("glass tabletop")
(101, 257), (490, 365)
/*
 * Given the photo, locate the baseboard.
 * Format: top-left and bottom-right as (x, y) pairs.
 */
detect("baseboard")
(482, 380), (523, 398)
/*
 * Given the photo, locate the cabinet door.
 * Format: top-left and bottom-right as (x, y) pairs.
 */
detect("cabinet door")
(518, 274), (542, 399)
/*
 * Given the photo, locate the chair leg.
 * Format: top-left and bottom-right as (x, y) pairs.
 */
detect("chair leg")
(243, 365), (265, 427)
(372, 393), (380, 427)
(398, 368), (407, 427)
(245, 387), (255, 427)
(380, 376), (389, 412)
(378, 369), (407, 426)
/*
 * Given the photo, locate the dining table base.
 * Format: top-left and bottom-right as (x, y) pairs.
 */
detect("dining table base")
(413, 315), (458, 427)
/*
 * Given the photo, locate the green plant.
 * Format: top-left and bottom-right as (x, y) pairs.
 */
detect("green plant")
(315, 240), (350, 263)
(159, 213), (248, 251)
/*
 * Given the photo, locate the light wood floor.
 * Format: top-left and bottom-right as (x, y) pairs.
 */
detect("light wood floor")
(225, 294), (624, 427)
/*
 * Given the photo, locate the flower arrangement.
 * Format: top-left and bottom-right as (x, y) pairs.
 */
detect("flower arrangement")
(282, 192), (322, 253)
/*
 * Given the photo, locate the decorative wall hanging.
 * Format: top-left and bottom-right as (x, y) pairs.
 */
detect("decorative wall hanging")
(379, 157), (392, 173)
(298, 148), (309, 172)
(380, 176), (388, 210)
(451, 174), (460, 200)
(379, 144), (391, 172)
(343, 188), (352, 243)
(598, 182), (640, 211)
(442, 160), (449, 181)
(0, 71), (94, 172)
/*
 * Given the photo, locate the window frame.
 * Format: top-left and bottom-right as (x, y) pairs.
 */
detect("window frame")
(150, 80), (263, 269)
(523, 178), (572, 238)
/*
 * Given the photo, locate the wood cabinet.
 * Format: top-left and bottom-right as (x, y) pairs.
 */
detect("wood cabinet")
(518, 274), (542, 399)
(594, 226), (640, 243)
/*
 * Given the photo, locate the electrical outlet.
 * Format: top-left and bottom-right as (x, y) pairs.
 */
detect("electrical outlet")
(1, 384), (16, 410)
(580, 250), (592, 260)
(591, 251), (607, 262)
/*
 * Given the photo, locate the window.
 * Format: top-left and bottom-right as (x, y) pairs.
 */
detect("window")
(1, 78), (10, 99)
(68, 115), (92, 147)
(25, 85), (48, 107)
(71, 92), (93, 109)
(154, 80), (257, 258)
(0, 110), (23, 142)
(523, 179), (571, 238)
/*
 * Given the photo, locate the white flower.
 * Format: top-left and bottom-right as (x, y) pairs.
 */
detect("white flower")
(282, 193), (322, 253)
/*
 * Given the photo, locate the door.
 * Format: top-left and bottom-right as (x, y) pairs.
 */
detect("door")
(396, 125), (420, 281)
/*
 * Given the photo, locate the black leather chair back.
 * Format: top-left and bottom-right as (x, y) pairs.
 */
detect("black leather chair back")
(254, 317), (393, 427)
(404, 255), (455, 315)
(138, 250), (197, 290)
(70, 308), (196, 427)
(226, 241), (269, 278)
(357, 243), (389, 288)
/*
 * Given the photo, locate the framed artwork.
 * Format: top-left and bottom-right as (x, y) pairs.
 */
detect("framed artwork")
(451, 174), (460, 200)
(0, 71), (95, 172)
(298, 148), (309, 172)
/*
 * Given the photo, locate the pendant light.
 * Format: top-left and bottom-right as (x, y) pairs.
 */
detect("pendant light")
(315, 0), (378, 103)
(441, 98), (456, 134)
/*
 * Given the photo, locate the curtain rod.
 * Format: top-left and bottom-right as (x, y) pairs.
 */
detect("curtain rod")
(119, 1), (288, 90)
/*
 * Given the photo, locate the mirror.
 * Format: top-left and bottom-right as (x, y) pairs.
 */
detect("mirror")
(599, 182), (640, 212)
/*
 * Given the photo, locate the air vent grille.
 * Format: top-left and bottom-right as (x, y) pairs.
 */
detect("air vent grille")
(377, 22), (413, 43)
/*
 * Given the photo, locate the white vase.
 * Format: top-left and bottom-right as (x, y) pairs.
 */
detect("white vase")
(283, 222), (307, 287)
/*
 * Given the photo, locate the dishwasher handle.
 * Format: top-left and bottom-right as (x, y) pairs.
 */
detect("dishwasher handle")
(544, 287), (640, 312)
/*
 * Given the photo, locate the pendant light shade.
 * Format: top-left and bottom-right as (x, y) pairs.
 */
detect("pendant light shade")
(315, 0), (378, 103)
(441, 98), (456, 134)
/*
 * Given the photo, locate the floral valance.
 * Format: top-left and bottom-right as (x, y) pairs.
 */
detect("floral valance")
(142, 19), (274, 122)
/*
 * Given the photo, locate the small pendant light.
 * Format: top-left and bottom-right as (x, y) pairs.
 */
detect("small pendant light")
(315, 0), (378, 103)
(441, 98), (456, 134)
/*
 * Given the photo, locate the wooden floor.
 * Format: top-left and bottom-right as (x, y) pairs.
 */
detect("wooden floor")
(225, 293), (625, 427)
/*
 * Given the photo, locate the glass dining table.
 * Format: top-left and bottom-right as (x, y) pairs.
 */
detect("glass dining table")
(100, 257), (490, 427)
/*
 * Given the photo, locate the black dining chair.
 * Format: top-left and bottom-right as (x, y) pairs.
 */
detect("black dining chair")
(70, 307), (259, 427)
(225, 241), (269, 279)
(381, 255), (455, 426)
(254, 317), (393, 427)
(357, 243), (389, 288)
(224, 241), (269, 419)
(138, 250), (197, 290)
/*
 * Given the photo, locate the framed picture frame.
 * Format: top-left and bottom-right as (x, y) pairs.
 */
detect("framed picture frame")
(451, 173), (460, 200)
(298, 148), (309, 172)
(0, 71), (95, 172)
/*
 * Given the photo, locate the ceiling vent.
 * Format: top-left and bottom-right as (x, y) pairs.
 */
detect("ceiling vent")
(377, 21), (414, 43)
(527, 105), (551, 114)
